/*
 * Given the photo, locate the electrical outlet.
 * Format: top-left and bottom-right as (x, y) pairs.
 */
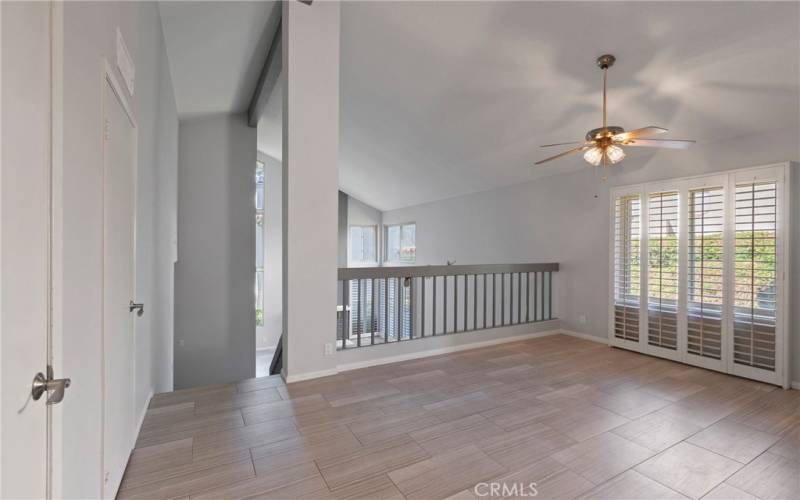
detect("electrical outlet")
(579, 314), (587, 324)
(324, 342), (334, 356)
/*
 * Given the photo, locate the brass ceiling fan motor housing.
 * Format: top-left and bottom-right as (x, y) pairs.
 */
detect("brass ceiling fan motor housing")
(586, 126), (624, 142)
(596, 54), (616, 69)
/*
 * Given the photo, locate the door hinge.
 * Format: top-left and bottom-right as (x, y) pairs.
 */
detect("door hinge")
(104, 119), (111, 140)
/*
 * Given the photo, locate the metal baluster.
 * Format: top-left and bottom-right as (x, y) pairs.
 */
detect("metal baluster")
(444, 275), (448, 334)
(548, 271), (553, 320)
(371, 278), (376, 346)
(421, 276), (426, 337)
(473, 274), (477, 331)
(433, 276), (438, 336)
(534, 272), (538, 321)
(501, 273), (505, 326)
(526, 272), (530, 323)
(454, 274), (459, 332)
(342, 280), (347, 349)
(483, 274), (487, 329)
(384, 278), (388, 342)
(397, 277), (402, 341)
(410, 277), (414, 339)
(492, 274), (497, 327)
(517, 273), (522, 323)
(357, 279), (362, 348)
(463, 275), (468, 331)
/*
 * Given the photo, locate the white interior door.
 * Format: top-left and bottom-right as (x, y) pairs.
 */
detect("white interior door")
(102, 68), (137, 499)
(1, 2), (55, 498)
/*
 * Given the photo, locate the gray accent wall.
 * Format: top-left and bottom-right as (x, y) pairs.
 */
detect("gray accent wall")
(175, 113), (256, 389)
(383, 129), (800, 383)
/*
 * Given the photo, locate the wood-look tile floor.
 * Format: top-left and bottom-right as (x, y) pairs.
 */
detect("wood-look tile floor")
(119, 335), (800, 500)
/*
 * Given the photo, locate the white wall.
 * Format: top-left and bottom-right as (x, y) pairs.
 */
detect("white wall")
(60, 2), (177, 497)
(338, 191), (348, 267)
(152, 47), (179, 393)
(383, 129), (800, 382)
(257, 151), (282, 351)
(175, 113), (256, 389)
(282, 0), (340, 381)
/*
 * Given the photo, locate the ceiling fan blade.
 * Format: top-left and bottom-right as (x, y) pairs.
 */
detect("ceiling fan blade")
(534, 144), (591, 165)
(623, 138), (695, 149)
(613, 126), (668, 142)
(540, 141), (582, 148)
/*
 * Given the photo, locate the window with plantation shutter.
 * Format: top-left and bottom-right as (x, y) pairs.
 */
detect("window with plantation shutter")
(613, 194), (641, 342)
(687, 187), (724, 360)
(647, 191), (679, 350)
(734, 181), (777, 371)
(610, 165), (788, 386)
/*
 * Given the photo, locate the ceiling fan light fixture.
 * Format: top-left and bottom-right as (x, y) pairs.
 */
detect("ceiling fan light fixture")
(534, 55), (694, 171)
(605, 144), (626, 164)
(583, 147), (603, 166)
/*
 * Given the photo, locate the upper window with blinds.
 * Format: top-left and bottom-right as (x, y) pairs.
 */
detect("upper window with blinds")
(647, 191), (679, 350)
(734, 181), (777, 371)
(613, 194), (640, 342)
(687, 186), (724, 360)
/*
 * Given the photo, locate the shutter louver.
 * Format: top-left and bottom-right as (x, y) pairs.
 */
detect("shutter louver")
(647, 191), (679, 350)
(350, 279), (374, 341)
(687, 187), (724, 360)
(734, 182), (777, 371)
(614, 194), (641, 342)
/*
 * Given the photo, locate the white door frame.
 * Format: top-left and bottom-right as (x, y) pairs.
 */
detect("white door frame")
(100, 58), (138, 498)
(50, 1), (65, 497)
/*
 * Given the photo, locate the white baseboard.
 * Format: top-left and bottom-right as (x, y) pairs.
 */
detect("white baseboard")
(286, 327), (610, 383)
(135, 389), (154, 438)
(284, 368), (339, 383)
(791, 381), (800, 390)
(336, 328), (561, 373)
(559, 329), (610, 345)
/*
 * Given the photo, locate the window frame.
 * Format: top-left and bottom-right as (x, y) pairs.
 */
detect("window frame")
(348, 224), (378, 267)
(255, 161), (265, 328)
(383, 222), (416, 265)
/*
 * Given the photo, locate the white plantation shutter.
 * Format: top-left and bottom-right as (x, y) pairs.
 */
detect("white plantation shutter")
(350, 279), (374, 339)
(613, 194), (641, 342)
(610, 165), (788, 386)
(733, 181), (777, 371)
(647, 191), (679, 350)
(378, 278), (411, 341)
(687, 187), (725, 360)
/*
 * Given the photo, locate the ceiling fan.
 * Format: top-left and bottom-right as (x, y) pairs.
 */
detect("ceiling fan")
(535, 54), (694, 174)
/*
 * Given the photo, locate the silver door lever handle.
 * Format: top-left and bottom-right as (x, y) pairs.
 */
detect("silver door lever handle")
(129, 300), (144, 317)
(32, 370), (71, 405)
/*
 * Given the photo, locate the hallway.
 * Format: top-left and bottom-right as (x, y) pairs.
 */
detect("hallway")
(118, 335), (799, 499)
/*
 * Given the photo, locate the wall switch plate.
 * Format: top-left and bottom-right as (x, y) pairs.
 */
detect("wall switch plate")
(324, 342), (334, 356)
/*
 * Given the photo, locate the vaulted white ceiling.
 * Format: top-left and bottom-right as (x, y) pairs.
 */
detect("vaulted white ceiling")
(159, 1), (278, 119)
(260, 1), (798, 211)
